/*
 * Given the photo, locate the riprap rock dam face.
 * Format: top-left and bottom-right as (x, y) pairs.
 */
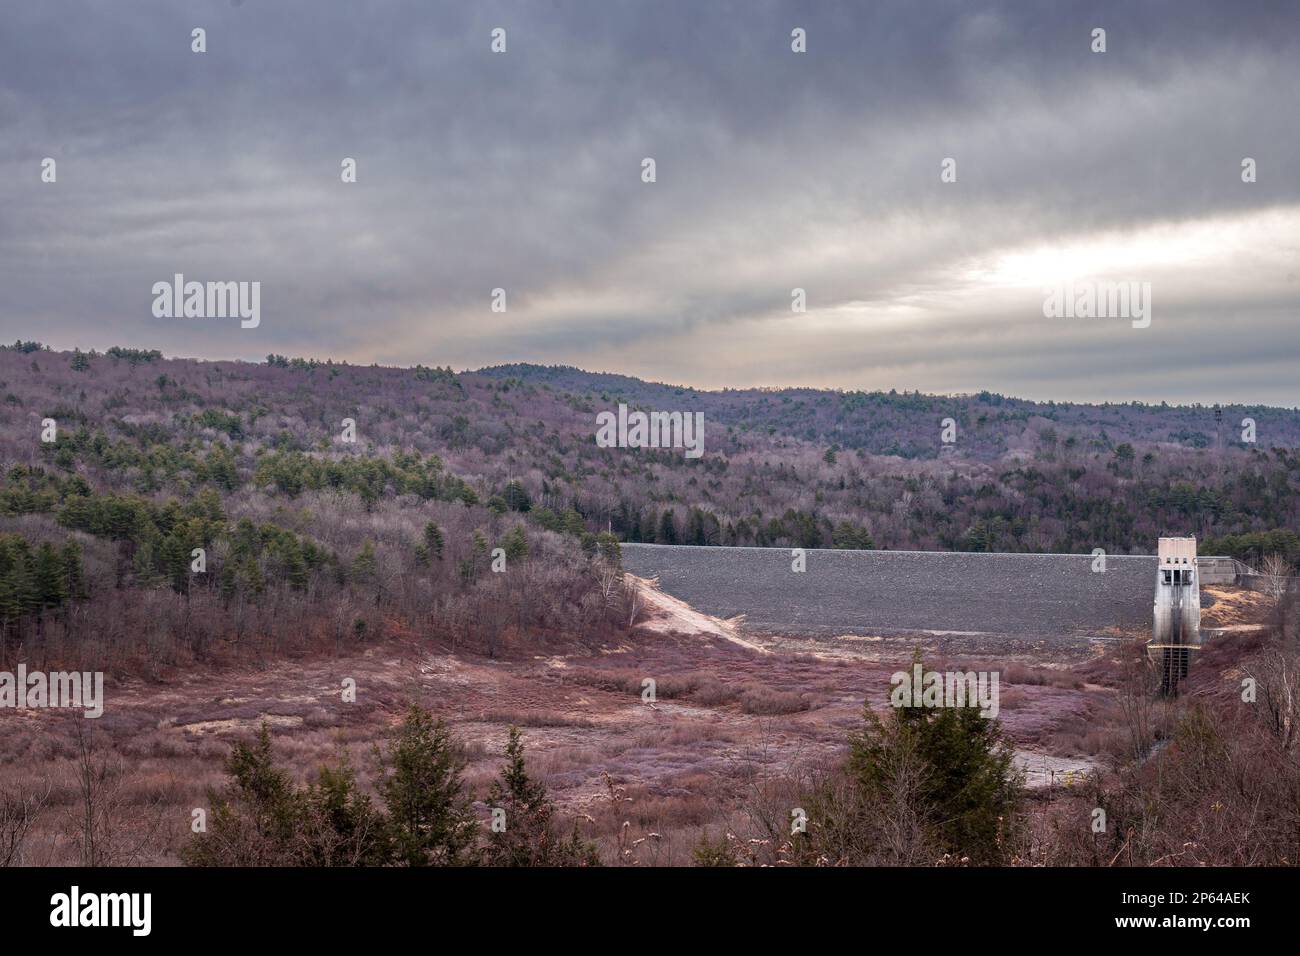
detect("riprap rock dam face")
(622, 545), (1161, 645)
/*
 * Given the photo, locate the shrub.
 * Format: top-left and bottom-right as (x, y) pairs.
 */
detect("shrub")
(377, 705), (476, 866)
(845, 657), (1023, 864)
(480, 728), (599, 867)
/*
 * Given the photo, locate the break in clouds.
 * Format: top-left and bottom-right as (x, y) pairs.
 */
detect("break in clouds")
(1, 0), (1298, 405)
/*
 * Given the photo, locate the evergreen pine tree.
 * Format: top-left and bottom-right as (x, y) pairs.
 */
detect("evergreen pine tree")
(60, 540), (85, 600)
(184, 722), (303, 866)
(378, 705), (475, 866)
(159, 532), (190, 594)
(301, 754), (387, 866)
(240, 557), (265, 596)
(658, 509), (677, 544)
(351, 540), (377, 581)
(422, 522), (444, 560)
(219, 563), (238, 602)
(847, 653), (1022, 864)
(481, 727), (599, 867)
(34, 542), (66, 609)
(501, 526), (529, 562)
(502, 480), (531, 512)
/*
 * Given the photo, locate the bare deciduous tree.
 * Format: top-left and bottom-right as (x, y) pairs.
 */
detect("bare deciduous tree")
(0, 780), (50, 867)
(67, 719), (164, 867)
(1117, 648), (1160, 762)
(1261, 553), (1292, 604)
(1248, 649), (1300, 752)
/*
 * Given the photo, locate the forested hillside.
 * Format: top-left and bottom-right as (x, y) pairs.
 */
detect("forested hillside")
(1, 342), (1297, 672)
(476, 363), (1300, 459)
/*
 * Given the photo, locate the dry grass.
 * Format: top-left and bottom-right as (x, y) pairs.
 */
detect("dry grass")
(2, 588), (1277, 865)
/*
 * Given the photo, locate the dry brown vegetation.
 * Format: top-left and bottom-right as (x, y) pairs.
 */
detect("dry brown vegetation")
(1, 346), (1297, 866)
(2, 578), (1289, 867)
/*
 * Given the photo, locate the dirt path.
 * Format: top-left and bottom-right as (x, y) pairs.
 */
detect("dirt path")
(631, 574), (769, 653)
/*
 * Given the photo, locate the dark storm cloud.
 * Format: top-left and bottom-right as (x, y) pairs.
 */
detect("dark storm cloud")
(0, 0), (1297, 402)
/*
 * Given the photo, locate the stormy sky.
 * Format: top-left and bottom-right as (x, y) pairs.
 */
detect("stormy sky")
(1, 0), (1298, 404)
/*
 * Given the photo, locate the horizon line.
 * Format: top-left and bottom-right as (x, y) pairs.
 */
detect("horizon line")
(6, 338), (1299, 414)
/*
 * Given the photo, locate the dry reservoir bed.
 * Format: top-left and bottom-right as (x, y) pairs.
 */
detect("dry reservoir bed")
(0, 570), (1179, 865)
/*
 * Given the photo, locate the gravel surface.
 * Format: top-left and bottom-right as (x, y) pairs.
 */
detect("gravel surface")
(623, 544), (1158, 642)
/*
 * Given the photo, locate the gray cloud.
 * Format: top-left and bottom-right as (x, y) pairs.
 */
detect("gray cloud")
(1, 0), (1297, 403)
